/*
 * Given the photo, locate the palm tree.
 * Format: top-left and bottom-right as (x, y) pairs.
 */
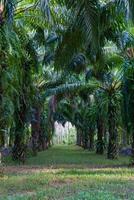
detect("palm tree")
(122, 56), (134, 164)
(0, 0), (45, 160)
(1, 0), (134, 163)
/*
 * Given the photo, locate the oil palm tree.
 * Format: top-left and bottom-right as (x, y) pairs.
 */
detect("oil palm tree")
(0, 0), (45, 160)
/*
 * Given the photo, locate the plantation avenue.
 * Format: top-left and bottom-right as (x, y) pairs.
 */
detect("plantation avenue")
(0, 0), (134, 199)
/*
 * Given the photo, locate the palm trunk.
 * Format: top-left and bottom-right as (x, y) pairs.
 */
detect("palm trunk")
(96, 118), (104, 154)
(31, 106), (41, 155)
(88, 131), (94, 151)
(83, 131), (88, 149)
(12, 133), (24, 160)
(12, 96), (27, 162)
(131, 131), (134, 165)
(122, 129), (127, 147)
(76, 128), (82, 146)
(0, 51), (5, 147)
(107, 97), (118, 159)
(38, 134), (45, 151)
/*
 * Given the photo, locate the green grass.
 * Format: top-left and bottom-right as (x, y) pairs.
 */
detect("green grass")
(0, 145), (134, 200)
(3, 145), (130, 167)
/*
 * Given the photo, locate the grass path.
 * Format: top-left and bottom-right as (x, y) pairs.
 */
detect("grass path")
(4, 145), (130, 168)
(1, 145), (134, 200)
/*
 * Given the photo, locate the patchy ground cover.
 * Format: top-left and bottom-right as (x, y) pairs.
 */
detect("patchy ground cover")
(0, 145), (134, 200)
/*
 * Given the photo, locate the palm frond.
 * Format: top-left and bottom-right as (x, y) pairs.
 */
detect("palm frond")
(44, 79), (99, 98)
(54, 0), (100, 69)
(116, 0), (134, 22)
(128, 0), (134, 22)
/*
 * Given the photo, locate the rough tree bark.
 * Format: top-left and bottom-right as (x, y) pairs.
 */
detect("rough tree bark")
(31, 106), (41, 155)
(88, 131), (94, 151)
(131, 132), (134, 165)
(76, 128), (82, 146)
(12, 95), (27, 162)
(96, 118), (104, 154)
(82, 131), (88, 149)
(107, 97), (118, 159)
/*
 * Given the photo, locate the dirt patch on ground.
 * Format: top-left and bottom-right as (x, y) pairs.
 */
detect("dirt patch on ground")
(1, 164), (130, 175)
(2, 165), (60, 174)
(49, 179), (74, 188)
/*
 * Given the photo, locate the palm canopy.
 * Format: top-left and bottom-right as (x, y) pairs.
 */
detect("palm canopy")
(52, 0), (128, 72)
(1, 0), (134, 163)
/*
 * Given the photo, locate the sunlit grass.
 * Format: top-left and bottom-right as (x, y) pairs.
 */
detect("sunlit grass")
(1, 145), (133, 199)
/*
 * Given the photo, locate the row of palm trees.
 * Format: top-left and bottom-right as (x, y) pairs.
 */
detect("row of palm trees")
(0, 0), (134, 163)
(43, 0), (134, 160)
